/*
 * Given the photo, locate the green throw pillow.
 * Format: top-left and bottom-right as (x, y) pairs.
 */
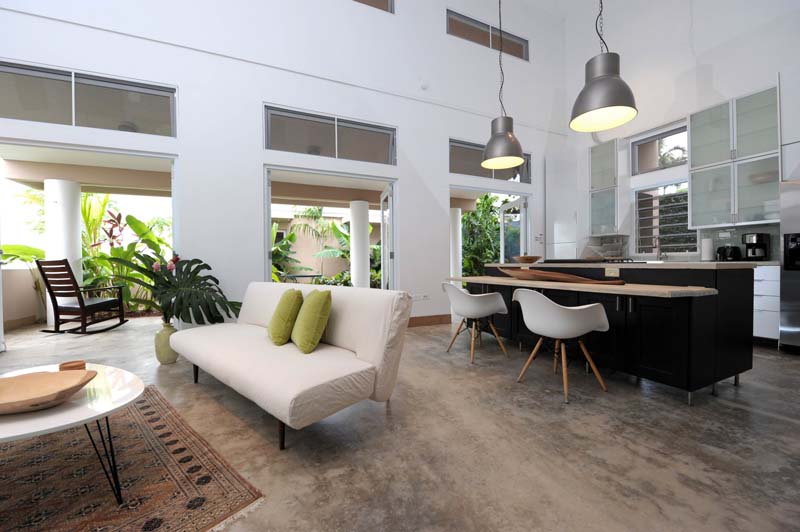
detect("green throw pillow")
(291, 290), (332, 354)
(268, 289), (304, 346)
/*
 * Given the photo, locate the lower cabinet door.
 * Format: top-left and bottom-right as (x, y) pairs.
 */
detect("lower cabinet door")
(753, 309), (779, 339)
(577, 293), (627, 371)
(628, 297), (690, 389)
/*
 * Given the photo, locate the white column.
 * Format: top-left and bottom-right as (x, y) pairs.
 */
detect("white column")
(449, 207), (462, 281)
(44, 179), (82, 326)
(349, 200), (370, 288)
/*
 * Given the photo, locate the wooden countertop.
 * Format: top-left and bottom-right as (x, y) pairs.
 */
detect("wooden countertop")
(449, 276), (718, 298)
(485, 261), (761, 270)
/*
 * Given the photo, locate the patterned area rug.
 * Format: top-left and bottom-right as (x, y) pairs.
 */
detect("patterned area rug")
(0, 386), (262, 531)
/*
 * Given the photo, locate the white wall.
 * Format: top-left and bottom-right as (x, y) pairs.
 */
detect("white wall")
(0, 0), (567, 317)
(560, 0), (800, 254)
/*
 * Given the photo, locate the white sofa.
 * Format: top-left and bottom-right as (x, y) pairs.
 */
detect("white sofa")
(170, 281), (412, 449)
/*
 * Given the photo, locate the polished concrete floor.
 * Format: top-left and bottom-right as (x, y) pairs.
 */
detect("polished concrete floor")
(2, 317), (799, 531)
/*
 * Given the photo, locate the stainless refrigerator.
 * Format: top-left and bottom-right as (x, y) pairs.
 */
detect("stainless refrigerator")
(780, 180), (800, 348)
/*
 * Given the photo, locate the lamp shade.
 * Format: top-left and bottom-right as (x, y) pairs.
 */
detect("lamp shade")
(570, 52), (637, 133)
(481, 116), (524, 170)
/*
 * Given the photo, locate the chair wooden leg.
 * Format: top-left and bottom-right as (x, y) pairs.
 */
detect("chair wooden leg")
(469, 321), (477, 364)
(278, 420), (286, 450)
(553, 339), (560, 374)
(516, 337), (544, 382)
(446, 319), (465, 352)
(560, 341), (569, 404)
(193, 364), (199, 384)
(578, 339), (608, 392)
(488, 320), (508, 357)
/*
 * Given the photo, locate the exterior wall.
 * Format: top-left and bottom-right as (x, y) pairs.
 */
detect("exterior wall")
(559, 0), (800, 257)
(0, 0), (564, 317)
(1, 268), (42, 329)
(275, 218), (381, 279)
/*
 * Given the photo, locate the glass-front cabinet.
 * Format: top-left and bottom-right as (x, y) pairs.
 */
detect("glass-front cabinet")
(690, 165), (733, 228)
(590, 140), (617, 189)
(736, 155), (780, 223)
(689, 156), (780, 228)
(591, 188), (617, 236)
(688, 87), (780, 228)
(690, 102), (731, 169)
(735, 88), (779, 160)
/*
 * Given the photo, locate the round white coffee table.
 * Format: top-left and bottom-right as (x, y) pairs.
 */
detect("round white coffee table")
(0, 363), (144, 504)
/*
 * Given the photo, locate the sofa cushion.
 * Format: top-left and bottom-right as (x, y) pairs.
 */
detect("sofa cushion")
(291, 289), (331, 353)
(170, 322), (376, 429)
(268, 288), (303, 345)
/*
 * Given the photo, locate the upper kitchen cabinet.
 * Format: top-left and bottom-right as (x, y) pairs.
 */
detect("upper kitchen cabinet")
(736, 155), (780, 223)
(591, 188), (617, 236)
(784, 142), (800, 181)
(690, 164), (733, 228)
(590, 139), (617, 189)
(689, 156), (780, 229)
(779, 67), (800, 146)
(735, 88), (779, 160)
(689, 88), (779, 169)
(690, 102), (731, 169)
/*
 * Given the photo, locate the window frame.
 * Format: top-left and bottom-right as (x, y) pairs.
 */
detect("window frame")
(265, 105), (397, 166)
(448, 139), (531, 183)
(631, 125), (688, 176)
(74, 73), (177, 137)
(446, 10), (529, 61)
(353, 0), (394, 13)
(0, 60), (177, 136)
(633, 181), (698, 257)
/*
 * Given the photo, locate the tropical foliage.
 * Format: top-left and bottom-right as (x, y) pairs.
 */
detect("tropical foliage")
(107, 252), (239, 325)
(80, 200), (172, 311)
(313, 269), (382, 289)
(0, 244), (46, 308)
(313, 221), (380, 265)
(270, 223), (311, 281)
(461, 194), (501, 277)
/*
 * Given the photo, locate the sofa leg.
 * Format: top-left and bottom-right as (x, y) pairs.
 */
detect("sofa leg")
(278, 421), (286, 451)
(193, 364), (198, 384)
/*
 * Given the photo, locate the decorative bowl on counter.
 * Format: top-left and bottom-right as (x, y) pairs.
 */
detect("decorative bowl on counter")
(513, 255), (541, 264)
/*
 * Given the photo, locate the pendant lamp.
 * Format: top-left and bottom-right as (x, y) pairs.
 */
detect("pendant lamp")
(481, 0), (524, 170)
(569, 0), (637, 133)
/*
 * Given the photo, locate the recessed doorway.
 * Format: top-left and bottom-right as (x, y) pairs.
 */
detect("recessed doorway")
(264, 167), (396, 290)
(449, 186), (532, 279)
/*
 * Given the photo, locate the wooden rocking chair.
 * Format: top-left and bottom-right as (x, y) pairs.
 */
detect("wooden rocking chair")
(36, 259), (128, 334)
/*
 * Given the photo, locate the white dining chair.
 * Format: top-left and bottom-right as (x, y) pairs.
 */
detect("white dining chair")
(442, 283), (508, 364)
(512, 288), (608, 403)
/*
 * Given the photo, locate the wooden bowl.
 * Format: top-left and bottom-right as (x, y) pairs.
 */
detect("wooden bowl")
(0, 370), (97, 415)
(513, 255), (541, 264)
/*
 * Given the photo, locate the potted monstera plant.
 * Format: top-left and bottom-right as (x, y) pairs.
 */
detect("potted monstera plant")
(108, 252), (239, 364)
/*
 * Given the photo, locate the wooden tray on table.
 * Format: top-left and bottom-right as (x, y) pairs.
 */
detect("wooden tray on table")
(499, 267), (626, 285)
(0, 369), (97, 415)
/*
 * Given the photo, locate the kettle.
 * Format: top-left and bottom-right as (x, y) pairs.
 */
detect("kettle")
(716, 244), (742, 261)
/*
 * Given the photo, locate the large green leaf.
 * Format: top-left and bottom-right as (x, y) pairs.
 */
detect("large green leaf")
(1, 244), (45, 263)
(108, 252), (238, 325)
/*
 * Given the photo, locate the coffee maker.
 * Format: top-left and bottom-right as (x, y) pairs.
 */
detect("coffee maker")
(742, 233), (769, 261)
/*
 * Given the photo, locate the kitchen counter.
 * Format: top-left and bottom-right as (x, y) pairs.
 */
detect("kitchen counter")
(468, 261), (754, 400)
(449, 276), (717, 298)
(485, 261), (763, 270)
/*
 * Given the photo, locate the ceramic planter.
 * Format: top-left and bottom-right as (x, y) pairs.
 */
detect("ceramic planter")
(155, 322), (179, 364)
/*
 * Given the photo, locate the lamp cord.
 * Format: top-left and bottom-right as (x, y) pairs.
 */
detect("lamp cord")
(596, 0), (609, 53)
(498, 0), (506, 116)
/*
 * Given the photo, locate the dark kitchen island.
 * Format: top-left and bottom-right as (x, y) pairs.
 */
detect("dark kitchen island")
(451, 261), (756, 404)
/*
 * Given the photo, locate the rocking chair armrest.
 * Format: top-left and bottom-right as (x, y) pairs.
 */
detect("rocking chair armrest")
(80, 285), (125, 294)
